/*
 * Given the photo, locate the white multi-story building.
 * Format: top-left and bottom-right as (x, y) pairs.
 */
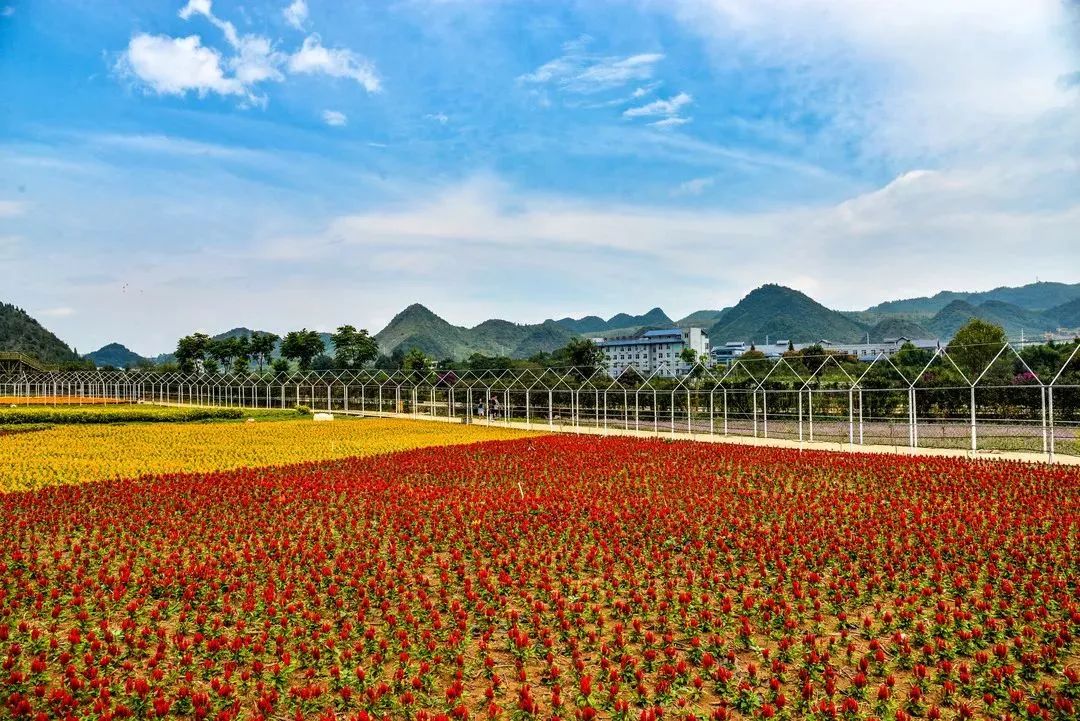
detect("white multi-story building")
(709, 336), (939, 364)
(595, 327), (710, 377)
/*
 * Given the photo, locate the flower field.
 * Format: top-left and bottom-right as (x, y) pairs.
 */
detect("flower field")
(0, 419), (539, 492)
(2, 435), (1078, 721)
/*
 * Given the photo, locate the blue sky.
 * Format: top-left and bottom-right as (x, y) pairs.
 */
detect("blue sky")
(1, 0), (1078, 355)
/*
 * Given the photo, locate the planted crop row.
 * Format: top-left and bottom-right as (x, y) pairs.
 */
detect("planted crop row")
(0, 405), (244, 426)
(2, 436), (1077, 720)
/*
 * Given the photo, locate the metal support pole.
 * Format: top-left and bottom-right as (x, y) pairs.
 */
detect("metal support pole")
(798, 391), (804, 442)
(1048, 386), (1055, 462)
(753, 391), (758, 437)
(808, 388), (813, 442)
(1040, 385), (1047, 457)
(721, 388), (730, 433)
(848, 388), (854, 445)
(709, 391), (715, 435)
(858, 389), (864, 445)
(970, 385), (977, 452)
(763, 390), (768, 438)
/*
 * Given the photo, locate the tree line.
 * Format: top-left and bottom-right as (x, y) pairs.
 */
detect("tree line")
(171, 326), (379, 374)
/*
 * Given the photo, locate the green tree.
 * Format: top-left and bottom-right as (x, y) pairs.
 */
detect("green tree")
(402, 348), (432, 374)
(561, 337), (604, 379)
(798, 344), (828, 375)
(330, 325), (380, 368)
(311, 354), (335, 371)
(271, 357), (291, 374)
(947, 319), (1008, 380)
(230, 336), (252, 374)
(206, 338), (232, 371)
(280, 329), (325, 371)
(175, 333), (211, 374)
(249, 332), (279, 372)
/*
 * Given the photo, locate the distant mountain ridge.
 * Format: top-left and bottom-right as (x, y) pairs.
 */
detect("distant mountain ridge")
(374, 304), (578, 359)
(550, 308), (673, 335)
(8, 279), (1079, 369)
(864, 281), (1080, 317)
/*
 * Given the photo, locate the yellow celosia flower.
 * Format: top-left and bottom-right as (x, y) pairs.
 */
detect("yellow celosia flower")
(0, 418), (541, 492)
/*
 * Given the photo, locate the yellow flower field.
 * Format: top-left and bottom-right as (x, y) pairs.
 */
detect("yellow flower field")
(0, 418), (541, 492)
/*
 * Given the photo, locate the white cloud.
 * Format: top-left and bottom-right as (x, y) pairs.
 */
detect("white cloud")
(117, 1), (379, 104)
(425, 112), (449, 124)
(663, 0), (1078, 159)
(624, 92), (692, 127)
(37, 307), (75, 318)
(283, 0), (309, 30)
(288, 35), (380, 91)
(254, 165), (1079, 319)
(322, 109), (347, 126)
(229, 36), (285, 86)
(649, 116), (691, 129)
(671, 176), (714, 196)
(176, 0), (284, 97)
(624, 92), (692, 118)
(117, 33), (246, 98)
(0, 200), (26, 217)
(519, 37), (664, 94)
(90, 133), (269, 160)
(179, 0), (237, 45)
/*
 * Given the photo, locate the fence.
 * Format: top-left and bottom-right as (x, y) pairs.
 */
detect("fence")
(3, 341), (1079, 462)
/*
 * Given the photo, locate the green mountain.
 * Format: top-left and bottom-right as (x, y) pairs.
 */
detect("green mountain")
(676, 309), (729, 327)
(867, 317), (933, 342)
(925, 300), (1058, 339)
(374, 304), (577, 359)
(551, 308), (673, 335)
(866, 281), (1080, 316)
(552, 315), (608, 334)
(84, 343), (148, 368)
(0, 302), (80, 364)
(709, 285), (868, 343)
(1049, 298), (1080, 329)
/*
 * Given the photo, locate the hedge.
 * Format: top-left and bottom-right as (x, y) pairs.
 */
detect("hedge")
(0, 405), (244, 425)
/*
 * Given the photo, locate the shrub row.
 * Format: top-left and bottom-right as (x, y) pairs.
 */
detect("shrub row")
(0, 405), (244, 425)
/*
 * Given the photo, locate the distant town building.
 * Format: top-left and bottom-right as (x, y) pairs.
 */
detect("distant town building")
(709, 336), (939, 365)
(595, 327), (710, 377)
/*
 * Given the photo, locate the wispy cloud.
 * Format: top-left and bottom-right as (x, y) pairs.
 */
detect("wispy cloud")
(322, 109), (347, 127)
(671, 176), (714, 196)
(283, 0), (308, 30)
(425, 112), (449, 124)
(288, 34), (380, 92)
(665, 0), (1077, 159)
(624, 91), (692, 127)
(624, 92), (692, 118)
(0, 200), (26, 217)
(37, 307), (76, 318)
(519, 36), (664, 94)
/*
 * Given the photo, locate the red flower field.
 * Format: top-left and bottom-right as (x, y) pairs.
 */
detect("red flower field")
(2, 436), (1078, 721)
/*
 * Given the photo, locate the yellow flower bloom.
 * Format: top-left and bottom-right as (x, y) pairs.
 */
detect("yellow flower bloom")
(0, 418), (540, 492)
